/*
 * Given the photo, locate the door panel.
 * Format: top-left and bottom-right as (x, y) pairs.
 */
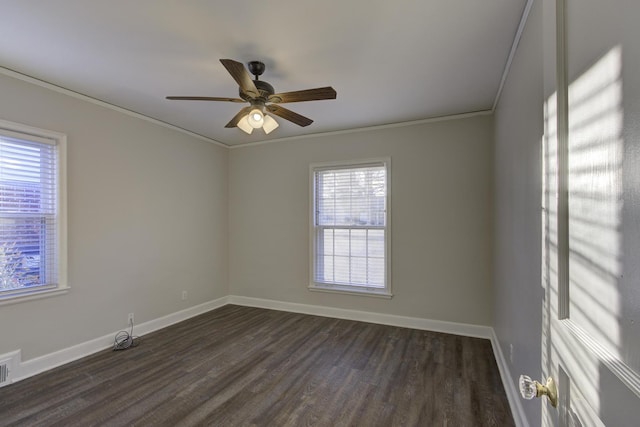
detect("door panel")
(542, 0), (640, 425)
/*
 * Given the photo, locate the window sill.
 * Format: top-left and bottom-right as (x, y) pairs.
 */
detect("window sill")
(0, 286), (69, 307)
(308, 284), (393, 299)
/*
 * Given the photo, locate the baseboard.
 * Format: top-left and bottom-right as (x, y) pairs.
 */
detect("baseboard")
(9, 292), (528, 427)
(13, 296), (230, 382)
(11, 295), (494, 384)
(227, 295), (493, 339)
(489, 329), (530, 427)
(228, 295), (528, 425)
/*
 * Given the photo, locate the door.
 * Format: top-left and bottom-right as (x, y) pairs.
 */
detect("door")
(541, 0), (640, 425)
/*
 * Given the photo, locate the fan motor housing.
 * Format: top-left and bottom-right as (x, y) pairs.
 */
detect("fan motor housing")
(238, 61), (275, 101)
(240, 79), (275, 101)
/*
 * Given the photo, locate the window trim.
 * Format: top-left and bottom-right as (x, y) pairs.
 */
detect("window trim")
(0, 119), (68, 306)
(308, 158), (392, 298)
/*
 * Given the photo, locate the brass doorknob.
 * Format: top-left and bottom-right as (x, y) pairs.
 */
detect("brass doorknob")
(519, 375), (558, 408)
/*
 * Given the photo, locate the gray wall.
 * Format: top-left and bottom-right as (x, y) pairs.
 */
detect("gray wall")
(493, 1), (543, 425)
(0, 70), (495, 364)
(229, 116), (495, 326)
(0, 74), (229, 360)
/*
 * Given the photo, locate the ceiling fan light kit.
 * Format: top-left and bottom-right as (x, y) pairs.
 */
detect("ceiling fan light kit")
(236, 116), (254, 134)
(238, 107), (279, 135)
(167, 59), (336, 135)
(247, 107), (264, 129)
(262, 114), (279, 134)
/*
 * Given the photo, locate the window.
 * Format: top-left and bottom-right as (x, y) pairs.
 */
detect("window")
(310, 158), (391, 297)
(0, 120), (67, 304)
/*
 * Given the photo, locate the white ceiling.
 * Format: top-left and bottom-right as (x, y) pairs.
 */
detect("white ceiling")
(0, 0), (526, 147)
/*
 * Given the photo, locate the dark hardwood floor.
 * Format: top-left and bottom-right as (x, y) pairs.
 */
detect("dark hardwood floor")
(0, 305), (514, 426)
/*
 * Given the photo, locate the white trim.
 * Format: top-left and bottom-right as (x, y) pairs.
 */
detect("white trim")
(8, 294), (493, 384)
(0, 128), (56, 146)
(12, 296), (229, 382)
(229, 110), (493, 149)
(309, 158), (391, 296)
(0, 119), (69, 302)
(0, 118), (66, 146)
(57, 130), (68, 293)
(0, 67), (227, 148)
(227, 295), (492, 339)
(563, 319), (640, 398)
(489, 329), (530, 427)
(309, 157), (389, 171)
(0, 287), (69, 307)
(7, 293), (527, 427)
(0, 67), (493, 150)
(492, 0), (535, 112)
(307, 285), (392, 299)
(229, 295), (526, 424)
(555, 0), (570, 321)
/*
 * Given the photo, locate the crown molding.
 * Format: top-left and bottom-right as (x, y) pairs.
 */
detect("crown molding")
(492, 0), (535, 112)
(1, 66), (496, 151)
(0, 66), (227, 148)
(229, 109), (493, 149)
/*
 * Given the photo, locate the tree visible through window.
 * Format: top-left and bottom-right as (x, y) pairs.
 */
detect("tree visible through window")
(310, 159), (391, 297)
(0, 122), (65, 301)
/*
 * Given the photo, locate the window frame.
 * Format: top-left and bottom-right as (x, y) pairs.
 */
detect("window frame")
(309, 158), (392, 298)
(0, 119), (68, 306)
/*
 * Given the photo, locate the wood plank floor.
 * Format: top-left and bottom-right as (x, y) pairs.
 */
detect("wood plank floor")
(0, 305), (514, 426)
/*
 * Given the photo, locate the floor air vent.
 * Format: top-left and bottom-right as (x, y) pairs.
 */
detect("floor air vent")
(0, 361), (9, 386)
(0, 352), (18, 387)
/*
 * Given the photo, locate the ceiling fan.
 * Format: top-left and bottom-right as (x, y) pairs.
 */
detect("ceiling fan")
(166, 59), (337, 135)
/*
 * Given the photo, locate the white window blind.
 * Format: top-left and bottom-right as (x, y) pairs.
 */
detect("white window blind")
(0, 132), (59, 296)
(311, 160), (390, 296)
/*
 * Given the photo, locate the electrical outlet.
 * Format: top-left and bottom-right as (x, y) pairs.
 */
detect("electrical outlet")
(182, 291), (187, 301)
(128, 313), (134, 325)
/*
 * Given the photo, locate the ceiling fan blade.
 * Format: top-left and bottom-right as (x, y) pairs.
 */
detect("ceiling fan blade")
(166, 96), (245, 102)
(225, 106), (252, 128)
(268, 87), (337, 103)
(267, 105), (313, 127)
(220, 59), (259, 98)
